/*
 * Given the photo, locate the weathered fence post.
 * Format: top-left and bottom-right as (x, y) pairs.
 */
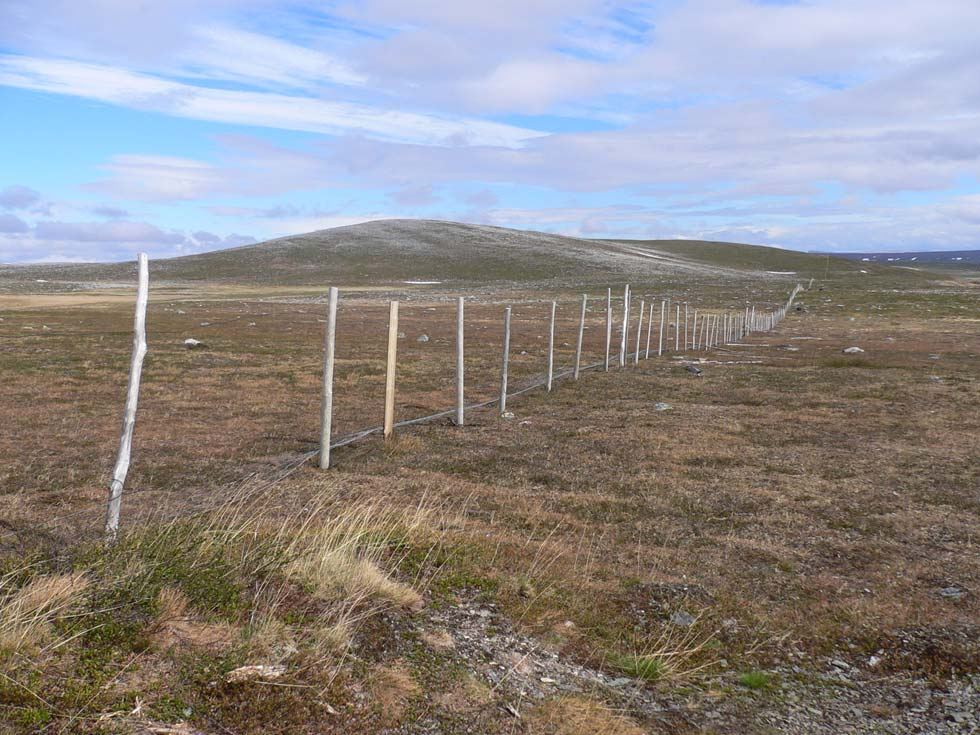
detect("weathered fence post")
(547, 300), (556, 391)
(574, 294), (586, 380)
(684, 303), (689, 350)
(604, 288), (612, 371)
(634, 299), (644, 364)
(500, 306), (512, 413)
(319, 286), (339, 469)
(675, 303), (681, 352)
(658, 300), (666, 356)
(692, 308), (699, 349)
(645, 301), (654, 359)
(619, 285), (630, 367)
(105, 252), (149, 543)
(456, 296), (465, 426)
(383, 301), (399, 439)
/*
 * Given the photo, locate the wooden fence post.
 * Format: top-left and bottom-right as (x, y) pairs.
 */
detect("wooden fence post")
(574, 294), (586, 380)
(383, 301), (399, 440)
(605, 288), (612, 371)
(664, 298), (671, 350)
(105, 252), (149, 543)
(658, 299), (666, 356)
(547, 300), (556, 391)
(619, 285), (630, 367)
(500, 306), (512, 413)
(684, 303), (689, 350)
(675, 303), (681, 352)
(645, 301), (654, 359)
(456, 296), (465, 426)
(692, 309), (699, 349)
(634, 299), (644, 364)
(319, 286), (339, 469)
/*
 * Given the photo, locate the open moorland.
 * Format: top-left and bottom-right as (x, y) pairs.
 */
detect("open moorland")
(1, 221), (978, 734)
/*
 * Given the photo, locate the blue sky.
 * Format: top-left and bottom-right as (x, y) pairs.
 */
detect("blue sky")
(1, 0), (980, 262)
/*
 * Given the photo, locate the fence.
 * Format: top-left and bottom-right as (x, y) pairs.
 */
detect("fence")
(90, 255), (801, 543)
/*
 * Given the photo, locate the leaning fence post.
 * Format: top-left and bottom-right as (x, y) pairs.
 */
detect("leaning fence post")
(456, 296), (465, 426)
(105, 252), (149, 543)
(604, 288), (612, 371)
(634, 299), (644, 364)
(383, 301), (399, 440)
(684, 303), (689, 350)
(319, 286), (339, 469)
(500, 306), (512, 414)
(574, 294), (586, 380)
(547, 300), (556, 391)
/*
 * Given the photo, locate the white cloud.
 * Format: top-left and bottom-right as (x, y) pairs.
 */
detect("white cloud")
(0, 185), (41, 209)
(0, 54), (544, 148)
(0, 213), (30, 233)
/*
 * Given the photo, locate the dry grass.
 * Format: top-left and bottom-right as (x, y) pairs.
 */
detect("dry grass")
(0, 571), (89, 656)
(527, 696), (646, 735)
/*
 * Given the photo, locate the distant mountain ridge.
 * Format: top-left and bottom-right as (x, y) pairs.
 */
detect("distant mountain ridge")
(1, 219), (889, 288)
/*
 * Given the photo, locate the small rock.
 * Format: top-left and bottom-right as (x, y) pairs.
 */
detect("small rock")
(654, 402), (672, 411)
(684, 365), (703, 375)
(868, 655), (882, 667)
(416, 334), (429, 342)
(176, 310), (186, 314)
(940, 586), (965, 599)
(670, 611), (696, 627)
(200, 321), (210, 327)
(397, 331), (406, 339)
(830, 659), (850, 670)
(501, 411), (515, 419)
(183, 338), (205, 349)
(928, 353), (941, 360)
(842, 346), (864, 354)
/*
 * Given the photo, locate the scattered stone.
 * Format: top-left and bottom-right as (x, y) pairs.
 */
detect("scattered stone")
(397, 331), (406, 339)
(842, 347), (864, 354)
(416, 334), (429, 342)
(654, 402), (672, 411)
(670, 611), (696, 627)
(501, 411), (515, 419)
(831, 659), (850, 671)
(940, 586), (965, 600)
(176, 310), (186, 314)
(684, 365), (703, 375)
(928, 353), (941, 360)
(183, 338), (205, 349)
(199, 322), (210, 327)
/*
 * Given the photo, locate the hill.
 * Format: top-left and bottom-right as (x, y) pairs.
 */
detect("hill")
(0, 219), (889, 289)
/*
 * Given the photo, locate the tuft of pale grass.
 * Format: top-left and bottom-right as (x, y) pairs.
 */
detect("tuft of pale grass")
(612, 617), (717, 684)
(0, 570), (89, 656)
(528, 696), (645, 735)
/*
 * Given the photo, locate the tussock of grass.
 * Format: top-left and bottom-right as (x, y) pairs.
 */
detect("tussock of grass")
(612, 618), (717, 684)
(0, 570), (89, 655)
(0, 484), (444, 731)
(738, 670), (773, 690)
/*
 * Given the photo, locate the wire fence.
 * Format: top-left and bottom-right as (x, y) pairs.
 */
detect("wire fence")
(1, 265), (802, 552)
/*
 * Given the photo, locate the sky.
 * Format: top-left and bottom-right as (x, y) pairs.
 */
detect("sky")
(1, 0), (980, 263)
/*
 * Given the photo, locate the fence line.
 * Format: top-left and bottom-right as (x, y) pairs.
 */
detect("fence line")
(6, 256), (803, 543)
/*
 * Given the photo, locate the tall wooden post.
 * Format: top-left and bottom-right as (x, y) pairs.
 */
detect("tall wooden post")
(664, 298), (671, 350)
(547, 300), (556, 391)
(634, 299), (644, 365)
(319, 286), (339, 469)
(500, 306), (512, 413)
(455, 296), (465, 426)
(574, 294), (586, 380)
(105, 253), (149, 543)
(684, 303), (689, 350)
(383, 301), (399, 440)
(604, 288), (612, 371)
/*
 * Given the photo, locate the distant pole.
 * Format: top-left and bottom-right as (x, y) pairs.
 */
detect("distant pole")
(619, 285), (630, 367)
(645, 301), (654, 359)
(658, 300), (666, 357)
(383, 301), (399, 440)
(703, 315), (710, 351)
(547, 300), (556, 391)
(455, 296), (465, 426)
(604, 288), (612, 371)
(664, 298), (671, 351)
(692, 309), (699, 349)
(634, 299), (644, 365)
(574, 294), (586, 380)
(500, 306), (512, 414)
(319, 286), (339, 469)
(105, 252), (149, 543)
